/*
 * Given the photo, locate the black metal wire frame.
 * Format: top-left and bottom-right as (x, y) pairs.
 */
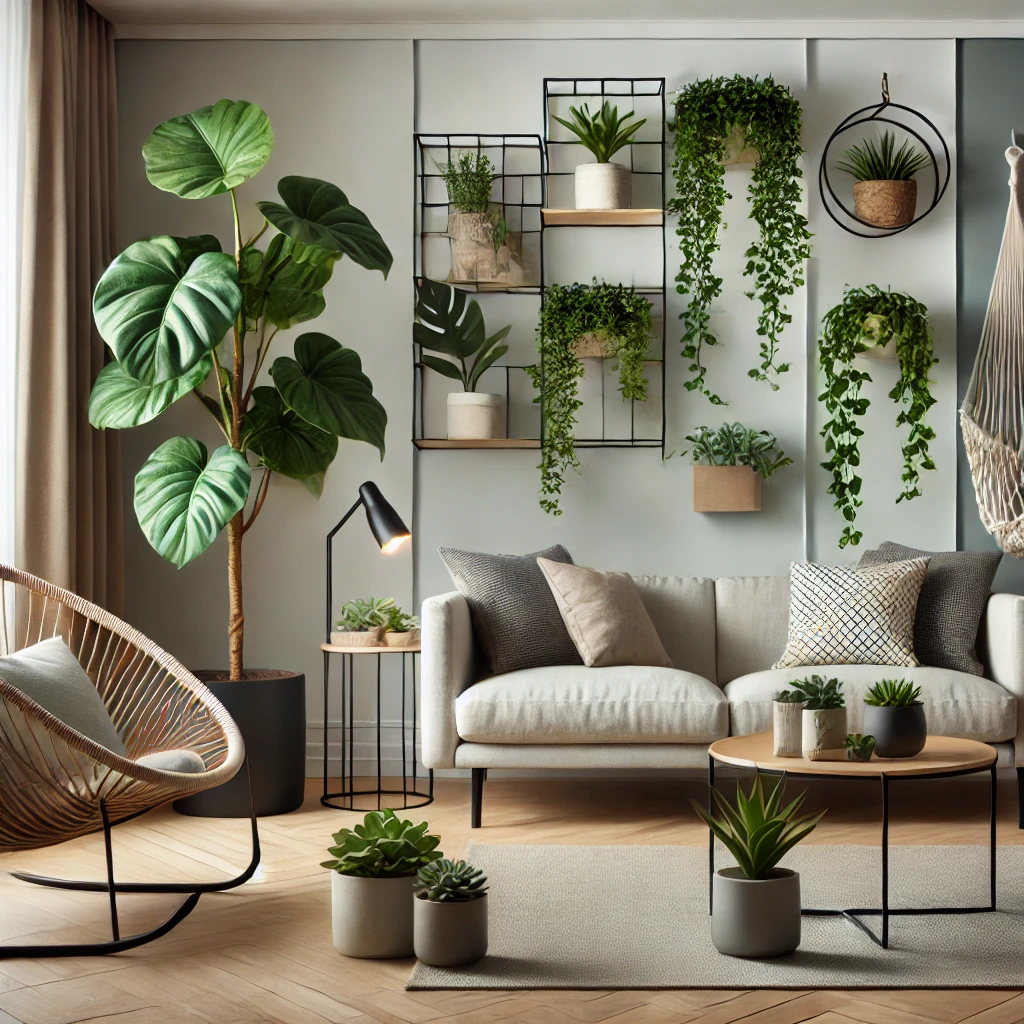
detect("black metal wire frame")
(0, 758), (261, 958)
(707, 755), (997, 950)
(818, 74), (951, 239)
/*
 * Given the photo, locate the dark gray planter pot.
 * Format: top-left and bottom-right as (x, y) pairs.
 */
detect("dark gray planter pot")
(864, 703), (927, 758)
(711, 868), (801, 958)
(414, 893), (488, 966)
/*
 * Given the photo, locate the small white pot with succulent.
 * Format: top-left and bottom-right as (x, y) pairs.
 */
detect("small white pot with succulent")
(414, 858), (489, 967)
(323, 809), (442, 959)
(788, 676), (847, 761)
(771, 690), (805, 758)
(415, 280), (511, 441)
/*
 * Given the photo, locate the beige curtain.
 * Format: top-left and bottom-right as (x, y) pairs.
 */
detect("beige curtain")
(16, 0), (123, 612)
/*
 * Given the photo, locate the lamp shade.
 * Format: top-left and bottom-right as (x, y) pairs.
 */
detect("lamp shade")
(358, 482), (410, 553)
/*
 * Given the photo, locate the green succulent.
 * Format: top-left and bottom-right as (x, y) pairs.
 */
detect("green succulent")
(690, 773), (825, 880)
(864, 679), (922, 707)
(837, 131), (930, 182)
(787, 676), (845, 710)
(845, 733), (876, 760)
(322, 809), (442, 878)
(552, 101), (646, 163)
(335, 596), (394, 632)
(383, 605), (419, 633)
(773, 689), (806, 704)
(416, 858), (489, 903)
(683, 422), (793, 480)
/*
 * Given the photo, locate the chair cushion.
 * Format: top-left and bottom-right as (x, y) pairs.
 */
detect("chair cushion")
(0, 637), (125, 754)
(724, 666), (1016, 743)
(134, 748), (206, 773)
(455, 665), (728, 744)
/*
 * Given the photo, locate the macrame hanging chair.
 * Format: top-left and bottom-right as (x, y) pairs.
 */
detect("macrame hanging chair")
(961, 145), (1024, 556)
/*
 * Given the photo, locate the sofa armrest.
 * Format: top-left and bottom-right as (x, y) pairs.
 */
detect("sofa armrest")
(421, 591), (476, 769)
(983, 592), (1024, 766)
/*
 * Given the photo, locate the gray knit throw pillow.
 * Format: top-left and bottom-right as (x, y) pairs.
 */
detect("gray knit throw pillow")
(438, 545), (582, 675)
(859, 541), (1001, 675)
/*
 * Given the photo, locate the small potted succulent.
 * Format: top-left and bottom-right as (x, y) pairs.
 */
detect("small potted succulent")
(786, 676), (847, 761)
(863, 679), (927, 758)
(845, 733), (876, 762)
(384, 605), (420, 648)
(683, 423), (793, 513)
(331, 596), (392, 647)
(692, 774), (825, 958)
(837, 130), (929, 230)
(414, 858), (489, 967)
(552, 101), (646, 210)
(322, 809), (441, 958)
(415, 280), (510, 440)
(772, 689), (805, 758)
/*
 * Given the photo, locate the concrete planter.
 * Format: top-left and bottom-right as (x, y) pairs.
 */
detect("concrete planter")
(864, 704), (927, 758)
(331, 872), (416, 958)
(711, 868), (801, 958)
(414, 893), (488, 967)
(692, 465), (762, 513)
(802, 707), (848, 761)
(574, 162), (630, 210)
(853, 179), (917, 228)
(447, 392), (505, 440)
(772, 701), (804, 757)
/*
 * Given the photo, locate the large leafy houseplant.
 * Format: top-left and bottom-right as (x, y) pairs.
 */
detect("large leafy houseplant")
(818, 285), (937, 548)
(89, 99), (392, 679)
(669, 75), (812, 402)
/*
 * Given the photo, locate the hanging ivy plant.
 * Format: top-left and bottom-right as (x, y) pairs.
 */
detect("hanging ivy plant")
(527, 281), (653, 514)
(818, 285), (938, 548)
(669, 75), (812, 403)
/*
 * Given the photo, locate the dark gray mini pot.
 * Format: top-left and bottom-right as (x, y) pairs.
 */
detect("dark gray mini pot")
(863, 703), (927, 758)
(414, 893), (488, 967)
(711, 867), (801, 958)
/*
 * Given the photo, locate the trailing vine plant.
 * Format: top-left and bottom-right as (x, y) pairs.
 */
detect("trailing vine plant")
(669, 75), (811, 402)
(527, 281), (654, 514)
(818, 285), (937, 548)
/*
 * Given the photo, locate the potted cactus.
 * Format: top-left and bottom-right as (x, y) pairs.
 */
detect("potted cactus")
(322, 809), (441, 958)
(863, 680), (927, 758)
(414, 858), (489, 967)
(786, 676), (847, 761)
(331, 596), (394, 647)
(772, 689), (805, 758)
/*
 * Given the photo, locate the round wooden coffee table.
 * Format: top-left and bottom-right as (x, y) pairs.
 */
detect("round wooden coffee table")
(705, 732), (998, 948)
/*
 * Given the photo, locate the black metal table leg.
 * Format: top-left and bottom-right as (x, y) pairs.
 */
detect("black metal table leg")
(991, 762), (998, 909)
(322, 649), (330, 800)
(881, 773), (889, 949)
(708, 753), (715, 916)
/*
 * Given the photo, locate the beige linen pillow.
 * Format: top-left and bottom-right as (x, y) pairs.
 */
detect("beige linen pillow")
(537, 558), (673, 668)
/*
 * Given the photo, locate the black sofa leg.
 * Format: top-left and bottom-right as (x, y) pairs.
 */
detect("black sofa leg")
(1018, 767), (1023, 830)
(471, 768), (484, 829)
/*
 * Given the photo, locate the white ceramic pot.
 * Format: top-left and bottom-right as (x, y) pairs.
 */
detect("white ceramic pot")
(711, 868), (801, 958)
(802, 707), (848, 761)
(414, 893), (488, 967)
(446, 392), (505, 440)
(772, 701), (804, 758)
(574, 162), (630, 210)
(331, 872), (416, 958)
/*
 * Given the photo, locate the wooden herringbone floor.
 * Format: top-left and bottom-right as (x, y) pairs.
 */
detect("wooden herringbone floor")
(0, 775), (1020, 1024)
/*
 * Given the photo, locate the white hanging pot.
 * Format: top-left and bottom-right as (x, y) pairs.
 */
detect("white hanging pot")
(446, 392), (505, 440)
(331, 872), (416, 958)
(857, 313), (898, 360)
(574, 162), (630, 210)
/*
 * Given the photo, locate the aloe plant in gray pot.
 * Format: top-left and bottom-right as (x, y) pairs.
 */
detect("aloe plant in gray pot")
(863, 680), (927, 758)
(414, 858), (489, 967)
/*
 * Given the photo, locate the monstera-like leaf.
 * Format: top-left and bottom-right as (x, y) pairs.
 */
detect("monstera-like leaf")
(142, 99), (274, 199)
(134, 437), (251, 568)
(93, 236), (241, 384)
(269, 333), (386, 457)
(89, 356), (212, 429)
(257, 176), (393, 275)
(245, 386), (338, 481)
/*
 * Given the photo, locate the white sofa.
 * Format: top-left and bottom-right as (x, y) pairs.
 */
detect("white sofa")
(421, 574), (1024, 827)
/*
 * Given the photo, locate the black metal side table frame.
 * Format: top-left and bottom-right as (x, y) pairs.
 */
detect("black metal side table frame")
(707, 755), (997, 949)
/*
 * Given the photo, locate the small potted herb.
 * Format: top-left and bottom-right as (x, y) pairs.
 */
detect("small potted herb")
(787, 676), (847, 761)
(331, 596), (392, 647)
(414, 858), (489, 967)
(863, 679), (927, 758)
(415, 280), (511, 440)
(837, 130), (929, 229)
(692, 774), (825, 957)
(683, 423), (793, 513)
(845, 733), (876, 762)
(322, 809), (442, 958)
(552, 101), (646, 210)
(383, 605), (420, 648)
(772, 689), (805, 758)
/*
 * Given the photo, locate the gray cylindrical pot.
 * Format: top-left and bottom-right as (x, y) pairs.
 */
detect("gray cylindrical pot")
(773, 701), (804, 757)
(331, 872), (415, 958)
(711, 868), (801, 958)
(802, 707), (848, 761)
(414, 893), (488, 967)
(864, 704), (927, 758)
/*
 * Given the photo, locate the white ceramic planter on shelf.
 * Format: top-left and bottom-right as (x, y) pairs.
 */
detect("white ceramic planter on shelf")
(574, 162), (630, 210)
(331, 872), (415, 958)
(446, 392), (505, 440)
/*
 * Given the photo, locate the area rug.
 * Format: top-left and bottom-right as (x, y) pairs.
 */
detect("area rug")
(407, 843), (1024, 989)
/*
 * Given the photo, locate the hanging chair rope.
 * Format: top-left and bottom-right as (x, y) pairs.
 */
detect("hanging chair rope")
(961, 146), (1024, 556)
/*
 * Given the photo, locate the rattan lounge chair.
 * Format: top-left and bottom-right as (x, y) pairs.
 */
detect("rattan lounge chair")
(0, 565), (259, 957)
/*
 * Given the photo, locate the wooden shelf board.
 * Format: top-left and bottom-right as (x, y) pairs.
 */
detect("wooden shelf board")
(413, 438), (541, 449)
(541, 208), (663, 226)
(321, 643), (421, 654)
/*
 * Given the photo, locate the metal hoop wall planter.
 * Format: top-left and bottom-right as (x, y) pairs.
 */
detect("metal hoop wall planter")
(818, 74), (951, 238)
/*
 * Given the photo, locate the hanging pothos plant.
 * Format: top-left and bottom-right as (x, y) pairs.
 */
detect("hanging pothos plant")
(527, 281), (653, 514)
(818, 285), (937, 548)
(669, 75), (811, 403)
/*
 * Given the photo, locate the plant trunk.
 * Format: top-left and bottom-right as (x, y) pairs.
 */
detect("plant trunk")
(228, 511), (244, 679)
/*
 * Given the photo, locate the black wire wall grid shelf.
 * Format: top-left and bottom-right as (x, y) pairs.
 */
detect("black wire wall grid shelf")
(818, 73), (950, 238)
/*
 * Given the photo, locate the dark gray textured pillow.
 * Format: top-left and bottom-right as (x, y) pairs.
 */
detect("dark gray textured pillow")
(439, 545), (582, 675)
(859, 541), (1001, 675)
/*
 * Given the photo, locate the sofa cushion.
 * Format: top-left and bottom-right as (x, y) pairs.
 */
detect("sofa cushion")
(633, 575), (717, 683)
(724, 666), (1016, 743)
(715, 575), (790, 684)
(455, 665), (728, 745)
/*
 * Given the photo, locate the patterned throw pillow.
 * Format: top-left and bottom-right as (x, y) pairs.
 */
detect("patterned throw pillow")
(773, 558), (930, 669)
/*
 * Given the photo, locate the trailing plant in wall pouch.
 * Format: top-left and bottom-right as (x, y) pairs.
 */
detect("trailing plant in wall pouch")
(818, 285), (937, 548)
(669, 75), (811, 402)
(527, 281), (654, 514)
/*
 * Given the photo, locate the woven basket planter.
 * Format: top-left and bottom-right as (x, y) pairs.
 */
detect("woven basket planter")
(384, 630), (420, 648)
(692, 465), (762, 513)
(853, 179), (917, 229)
(330, 628), (384, 647)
